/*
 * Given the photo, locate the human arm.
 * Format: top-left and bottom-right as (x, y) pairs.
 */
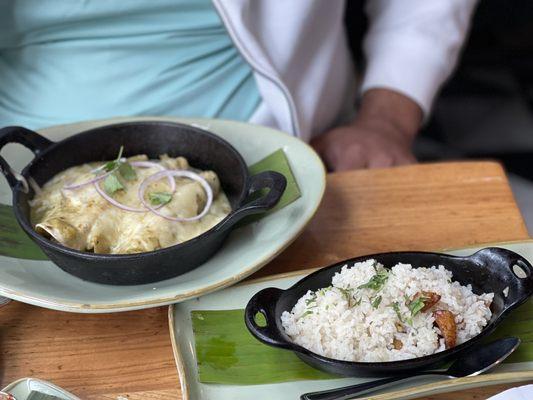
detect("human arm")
(313, 0), (479, 171)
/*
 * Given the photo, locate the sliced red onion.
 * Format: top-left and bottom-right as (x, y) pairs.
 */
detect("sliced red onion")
(92, 161), (177, 212)
(65, 159), (175, 193)
(130, 161), (176, 192)
(138, 170), (213, 222)
(89, 157), (127, 174)
(28, 177), (42, 195)
(66, 158), (135, 190)
(64, 168), (116, 190)
(129, 160), (163, 169)
(9, 166), (29, 193)
(94, 181), (146, 213)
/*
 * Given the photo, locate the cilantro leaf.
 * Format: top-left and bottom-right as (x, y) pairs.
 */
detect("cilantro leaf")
(337, 287), (352, 303)
(408, 296), (429, 317)
(371, 295), (382, 309)
(103, 173), (124, 195)
(103, 160), (118, 173)
(317, 286), (333, 296)
(118, 161), (137, 181)
(305, 294), (317, 306)
(103, 146), (124, 173)
(392, 301), (403, 322)
(149, 191), (173, 205)
(358, 271), (389, 291)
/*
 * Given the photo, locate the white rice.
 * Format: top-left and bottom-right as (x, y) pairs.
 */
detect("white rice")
(280, 260), (493, 362)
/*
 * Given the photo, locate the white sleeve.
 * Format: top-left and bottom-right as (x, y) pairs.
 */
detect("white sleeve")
(360, 0), (479, 116)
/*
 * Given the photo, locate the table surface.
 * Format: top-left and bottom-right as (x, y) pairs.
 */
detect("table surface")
(1, 161), (531, 400)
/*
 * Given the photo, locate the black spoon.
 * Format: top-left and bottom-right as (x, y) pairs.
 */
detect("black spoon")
(301, 337), (521, 400)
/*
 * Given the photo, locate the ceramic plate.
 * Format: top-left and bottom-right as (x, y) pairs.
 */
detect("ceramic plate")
(1, 378), (79, 400)
(169, 241), (533, 400)
(0, 117), (325, 313)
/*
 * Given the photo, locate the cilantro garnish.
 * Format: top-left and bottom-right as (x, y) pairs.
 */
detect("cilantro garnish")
(118, 161), (137, 181)
(149, 191), (173, 205)
(103, 146), (124, 172)
(371, 295), (382, 309)
(358, 270), (389, 291)
(337, 287), (352, 303)
(103, 173), (124, 195)
(103, 146), (137, 181)
(392, 301), (403, 322)
(408, 296), (429, 318)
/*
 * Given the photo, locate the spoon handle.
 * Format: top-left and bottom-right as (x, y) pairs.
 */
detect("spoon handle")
(300, 373), (441, 400)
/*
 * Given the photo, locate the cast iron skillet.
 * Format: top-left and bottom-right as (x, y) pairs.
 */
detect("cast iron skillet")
(0, 121), (287, 285)
(245, 247), (533, 377)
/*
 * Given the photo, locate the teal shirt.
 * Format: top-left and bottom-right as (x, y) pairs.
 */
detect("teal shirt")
(0, 0), (261, 129)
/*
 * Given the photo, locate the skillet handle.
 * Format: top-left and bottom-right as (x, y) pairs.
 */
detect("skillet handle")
(244, 287), (292, 349)
(475, 247), (533, 303)
(0, 126), (54, 191)
(504, 250), (533, 300)
(216, 170), (287, 231)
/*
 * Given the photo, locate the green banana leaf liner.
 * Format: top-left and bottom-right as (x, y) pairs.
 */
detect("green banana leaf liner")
(191, 300), (533, 385)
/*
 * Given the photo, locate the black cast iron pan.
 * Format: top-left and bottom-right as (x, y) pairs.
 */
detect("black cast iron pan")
(245, 247), (533, 377)
(0, 121), (287, 285)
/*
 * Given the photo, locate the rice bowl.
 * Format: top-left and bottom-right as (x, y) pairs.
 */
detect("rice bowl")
(280, 259), (494, 362)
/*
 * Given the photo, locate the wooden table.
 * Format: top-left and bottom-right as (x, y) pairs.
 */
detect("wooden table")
(0, 161), (530, 399)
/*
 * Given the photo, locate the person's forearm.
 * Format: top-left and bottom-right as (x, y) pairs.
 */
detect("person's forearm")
(356, 88), (423, 141)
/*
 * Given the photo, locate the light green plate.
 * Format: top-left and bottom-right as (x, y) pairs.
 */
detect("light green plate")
(0, 117), (325, 313)
(169, 241), (533, 400)
(1, 378), (79, 400)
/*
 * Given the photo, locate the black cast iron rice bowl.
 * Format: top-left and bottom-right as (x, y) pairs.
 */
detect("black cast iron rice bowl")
(0, 121), (287, 285)
(245, 248), (533, 377)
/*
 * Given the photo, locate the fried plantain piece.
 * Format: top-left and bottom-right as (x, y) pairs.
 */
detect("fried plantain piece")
(434, 310), (457, 349)
(393, 338), (403, 350)
(395, 322), (406, 333)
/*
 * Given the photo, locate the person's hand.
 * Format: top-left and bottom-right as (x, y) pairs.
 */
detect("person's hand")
(312, 89), (423, 171)
(312, 117), (416, 170)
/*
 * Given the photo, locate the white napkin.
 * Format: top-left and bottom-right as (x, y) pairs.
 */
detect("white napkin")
(488, 384), (533, 400)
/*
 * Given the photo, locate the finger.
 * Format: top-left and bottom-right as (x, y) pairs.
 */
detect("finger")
(335, 157), (367, 171)
(394, 151), (417, 166)
(333, 146), (367, 171)
(367, 152), (395, 169)
(310, 132), (328, 153)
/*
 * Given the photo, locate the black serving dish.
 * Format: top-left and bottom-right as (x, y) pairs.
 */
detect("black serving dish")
(245, 248), (533, 377)
(0, 122), (286, 285)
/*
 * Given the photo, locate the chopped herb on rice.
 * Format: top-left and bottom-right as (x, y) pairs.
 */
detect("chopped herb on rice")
(391, 301), (403, 322)
(408, 296), (429, 317)
(358, 270), (389, 291)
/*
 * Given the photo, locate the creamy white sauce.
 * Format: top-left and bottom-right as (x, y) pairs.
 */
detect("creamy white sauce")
(30, 154), (231, 254)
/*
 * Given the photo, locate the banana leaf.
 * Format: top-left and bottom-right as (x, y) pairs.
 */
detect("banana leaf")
(191, 299), (533, 385)
(0, 204), (47, 260)
(0, 148), (300, 261)
(192, 309), (336, 384)
(487, 299), (533, 363)
(248, 148), (301, 214)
